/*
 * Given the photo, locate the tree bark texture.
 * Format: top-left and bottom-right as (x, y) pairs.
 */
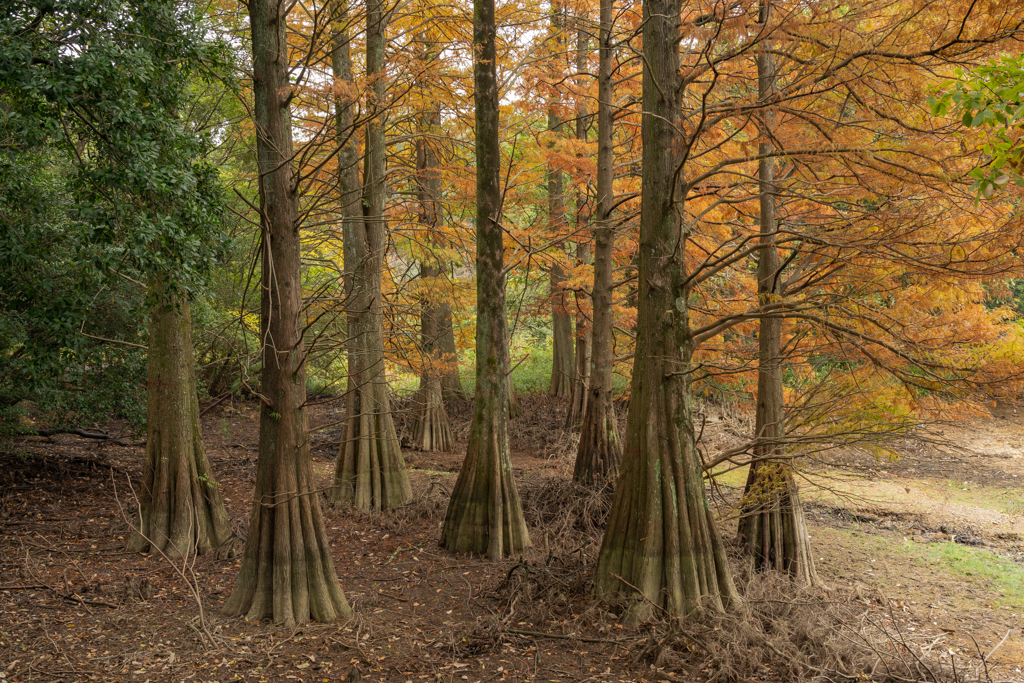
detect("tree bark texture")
(439, 0), (530, 559)
(549, 259), (575, 398)
(409, 111), (455, 452)
(593, 0), (739, 619)
(437, 302), (465, 401)
(410, 275), (455, 452)
(128, 280), (232, 558)
(737, 3), (820, 586)
(546, 28), (574, 398)
(574, 0), (621, 484)
(225, 0), (351, 627)
(565, 22), (592, 429)
(332, 0), (412, 509)
(565, 240), (591, 428)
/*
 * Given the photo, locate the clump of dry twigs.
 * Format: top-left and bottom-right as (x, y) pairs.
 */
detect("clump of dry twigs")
(632, 573), (991, 682)
(333, 476), (451, 532)
(519, 477), (614, 555)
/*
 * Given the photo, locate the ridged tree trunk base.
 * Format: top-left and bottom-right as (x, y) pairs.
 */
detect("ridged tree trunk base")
(594, 384), (740, 622)
(409, 378), (455, 452)
(738, 462), (822, 587)
(332, 380), (412, 510)
(439, 409), (530, 558)
(573, 393), (621, 485)
(222, 415), (352, 627)
(129, 288), (232, 559)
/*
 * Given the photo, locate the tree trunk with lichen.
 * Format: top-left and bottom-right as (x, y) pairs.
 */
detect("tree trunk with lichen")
(224, 0), (352, 626)
(439, 0), (530, 558)
(128, 279), (232, 558)
(737, 4), (821, 586)
(331, 0), (412, 509)
(593, 0), (739, 620)
(573, 0), (620, 484)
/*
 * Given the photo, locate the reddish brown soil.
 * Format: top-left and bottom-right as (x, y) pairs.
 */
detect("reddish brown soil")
(1, 396), (1020, 682)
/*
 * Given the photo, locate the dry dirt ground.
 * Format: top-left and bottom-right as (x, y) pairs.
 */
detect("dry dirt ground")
(2, 395), (1023, 682)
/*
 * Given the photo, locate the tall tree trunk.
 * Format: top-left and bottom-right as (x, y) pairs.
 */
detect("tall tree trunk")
(566, 21), (592, 429)
(332, 0), (412, 509)
(574, 0), (621, 483)
(128, 278), (232, 558)
(224, 0), (351, 626)
(410, 264), (455, 452)
(737, 1), (821, 587)
(547, 7), (574, 399)
(593, 0), (739, 619)
(410, 96), (455, 452)
(439, 0), (530, 558)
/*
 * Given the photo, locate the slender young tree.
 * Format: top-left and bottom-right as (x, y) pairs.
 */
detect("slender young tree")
(547, 5), (574, 399)
(129, 278), (233, 557)
(736, 2), (820, 586)
(565, 17), (592, 428)
(439, 0), (530, 558)
(573, 0), (620, 483)
(332, 0), (412, 509)
(409, 89), (456, 452)
(223, 0), (352, 626)
(593, 0), (739, 618)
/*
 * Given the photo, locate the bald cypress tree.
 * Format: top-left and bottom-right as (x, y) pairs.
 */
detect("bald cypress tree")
(439, 0), (530, 558)
(593, 0), (739, 619)
(223, 0), (352, 627)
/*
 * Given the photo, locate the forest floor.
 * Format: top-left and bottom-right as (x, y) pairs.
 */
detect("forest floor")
(1, 394), (1023, 682)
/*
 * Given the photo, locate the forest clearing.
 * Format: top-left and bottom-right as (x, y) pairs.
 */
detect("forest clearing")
(2, 397), (1023, 682)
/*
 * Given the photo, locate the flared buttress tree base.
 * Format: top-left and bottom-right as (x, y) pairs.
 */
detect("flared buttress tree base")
(223, 409), (352, 628)
(439, 429), (531, 559)
(573, 393), (621, 485)
(332, 379), (412, 510)
(128, 290), (232, 559)
(738, 462), (823, 587)
(594, 382), (739, 622)
(409, 378), (455, 452)
(127, 422), (233, 558)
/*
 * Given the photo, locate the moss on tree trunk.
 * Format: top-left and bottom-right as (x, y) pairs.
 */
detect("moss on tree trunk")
(440, 0), (530, 559)
(593, 0), (738, 620)
(128, 280), (232, 558)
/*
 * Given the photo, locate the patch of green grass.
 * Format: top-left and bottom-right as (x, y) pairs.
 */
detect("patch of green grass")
(707, 464), (749, 489)
(821, 527), (1024, 609)
(926, 479), (1024, 518)
(921, 541), (1024, 608)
